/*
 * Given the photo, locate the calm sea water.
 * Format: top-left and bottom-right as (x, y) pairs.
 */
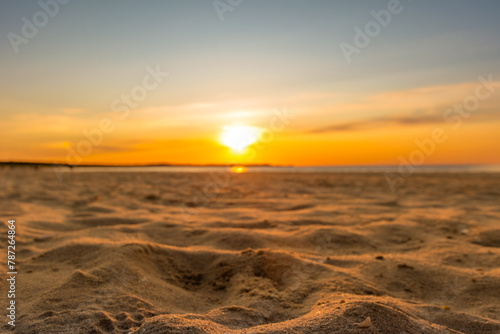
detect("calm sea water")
(63, 165), (500, 174)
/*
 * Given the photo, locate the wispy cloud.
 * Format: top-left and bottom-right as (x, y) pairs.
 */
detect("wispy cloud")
(307, 81), (500, 134)
(308, 114), (444, 133)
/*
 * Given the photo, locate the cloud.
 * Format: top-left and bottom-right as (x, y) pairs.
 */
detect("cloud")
(307, 80), (500, 134)
(61, 108), (86, 115)
(308, 114), (445, 133)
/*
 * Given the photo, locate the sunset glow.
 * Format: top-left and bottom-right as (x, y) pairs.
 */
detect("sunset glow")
(219, 125), (262, 153)
(1, 1), (499, 166)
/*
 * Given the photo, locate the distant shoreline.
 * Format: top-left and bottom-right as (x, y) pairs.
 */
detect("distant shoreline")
(2, 161), (500, 174)
(0, 161), (279, 168)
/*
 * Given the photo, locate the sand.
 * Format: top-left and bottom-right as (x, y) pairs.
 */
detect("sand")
(1, 169), (499, 333)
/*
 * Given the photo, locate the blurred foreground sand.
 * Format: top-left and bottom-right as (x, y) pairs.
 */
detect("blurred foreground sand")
(1, 170), (499, 333)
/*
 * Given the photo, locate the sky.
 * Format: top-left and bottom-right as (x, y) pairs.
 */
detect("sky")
(1, 0), (499, 166)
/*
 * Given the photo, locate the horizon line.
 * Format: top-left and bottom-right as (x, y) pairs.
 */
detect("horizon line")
(2, 161), (500, 168)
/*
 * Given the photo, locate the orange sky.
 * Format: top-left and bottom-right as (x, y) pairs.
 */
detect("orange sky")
(2, 80), (499, 166)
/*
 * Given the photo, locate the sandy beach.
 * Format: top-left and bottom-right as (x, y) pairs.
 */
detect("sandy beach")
(2, 0), (500, 332)
(0, 169), (499, 333)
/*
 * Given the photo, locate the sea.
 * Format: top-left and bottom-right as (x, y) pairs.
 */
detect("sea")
(59, 165), (500, 174)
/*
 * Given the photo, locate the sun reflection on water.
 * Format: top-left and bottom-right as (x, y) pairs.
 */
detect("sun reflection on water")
(230, 166), (247, 173)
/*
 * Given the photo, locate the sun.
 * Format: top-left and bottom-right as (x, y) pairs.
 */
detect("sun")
(219, 125), (262, 153)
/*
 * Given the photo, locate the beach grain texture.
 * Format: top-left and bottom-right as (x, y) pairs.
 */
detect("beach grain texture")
(0, 170), (499, 333)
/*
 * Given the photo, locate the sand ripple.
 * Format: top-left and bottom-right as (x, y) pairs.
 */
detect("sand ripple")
(1, 171), (499, 333)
